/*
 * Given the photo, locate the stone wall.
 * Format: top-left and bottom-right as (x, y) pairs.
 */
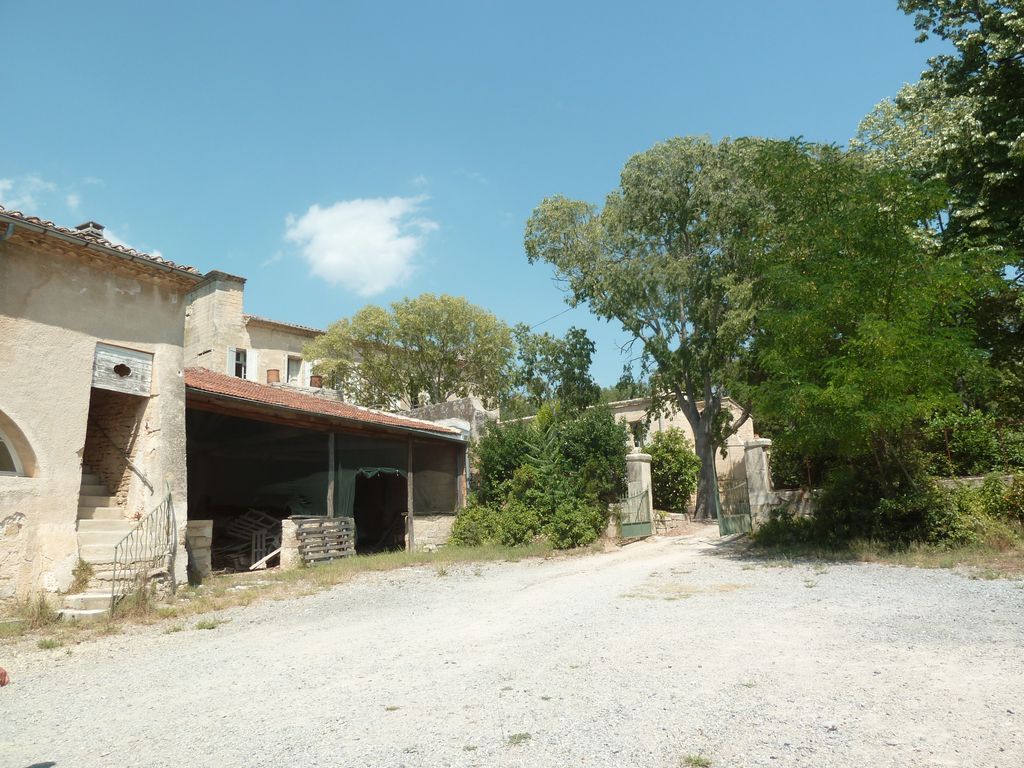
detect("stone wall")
(0, 231), (194, 598)
(413, 514), (455, 552)
(400, 396), (497, 443)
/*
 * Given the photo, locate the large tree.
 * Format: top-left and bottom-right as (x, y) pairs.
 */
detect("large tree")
(525, 137), (762, 520)
(305, 293), (515, 408)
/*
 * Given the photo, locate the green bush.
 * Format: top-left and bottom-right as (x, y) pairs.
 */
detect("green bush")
(450, 501), (498, 547)
(492, 499), (542, 546)
(551, 406), (629, 503)
(462, 405), (626, 550)
(647, 428), (701, 513)
(474, 420), (533, 504)
(543, 497), (606, 549)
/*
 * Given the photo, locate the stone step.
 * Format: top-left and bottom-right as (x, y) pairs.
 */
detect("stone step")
(79, 494), (118, 507)
(57, 607), (109, 624)
(78, 529), (132, 547)
(78, 506), (124, 521)
(79, 544), (117, 564)
(78, 518), (134, 533)
(79, 484), (110, 497)
(62, 592), (112, 610)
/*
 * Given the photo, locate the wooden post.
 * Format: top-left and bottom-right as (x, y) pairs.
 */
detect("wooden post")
(457, 444), (468, 510)
(327, 432), (335, 517)
(406, 439), (415, 551)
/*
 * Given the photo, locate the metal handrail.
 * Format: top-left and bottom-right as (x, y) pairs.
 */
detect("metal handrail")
(110, 490), (176, 612)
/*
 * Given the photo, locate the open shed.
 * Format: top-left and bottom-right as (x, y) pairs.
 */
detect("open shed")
(184, 368), (467, 569)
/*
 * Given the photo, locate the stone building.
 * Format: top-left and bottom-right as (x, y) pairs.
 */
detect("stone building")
(0, 208), (202, 601)
(184, 270), (323, 387)
(1, 208), (469, 609)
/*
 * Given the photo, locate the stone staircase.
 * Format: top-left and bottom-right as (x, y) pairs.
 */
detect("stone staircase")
(59, 467), (134, 622)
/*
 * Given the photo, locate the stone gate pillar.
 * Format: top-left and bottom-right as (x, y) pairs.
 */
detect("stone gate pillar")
(743, 438), (774, 525)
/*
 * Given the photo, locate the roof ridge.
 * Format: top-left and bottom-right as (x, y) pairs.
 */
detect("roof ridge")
(0, 206), (201, 275)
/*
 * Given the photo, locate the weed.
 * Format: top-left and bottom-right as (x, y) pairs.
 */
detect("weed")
(0, 619), (27, 639)
(195, 618), (224, 630)
(463, 745), (478, 752)
(384, 705), (400, 712)
(164, 624), (184, 634)
(507, 733), (531, 746)
(15, 594), (59, 630)
(37, 637), (62, 650)
(435, 564), (449, 577)
(682, 754), (712, 767)
(540, 695), (552, 701)
(740, 681), (757, 688)
(69, 560), (94, 593)
(804, 579), (818, 588)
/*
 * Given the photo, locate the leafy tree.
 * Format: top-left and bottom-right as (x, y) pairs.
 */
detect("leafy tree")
(508, 325), (601, 416)
(854, 1), (1024, 415)
(749, 141), (981, 497)
(525, 137), (761, 519)
(305, 293), (515, 408)
(647, 428), (701, 514)
(898, 0), (1024, 266)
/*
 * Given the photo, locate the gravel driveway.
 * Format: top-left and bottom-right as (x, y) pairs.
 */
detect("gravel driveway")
(2, 528), (1022, 768)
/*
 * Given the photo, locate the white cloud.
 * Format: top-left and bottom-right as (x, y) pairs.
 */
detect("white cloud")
(66, 193), (81, 214)
(285, 196), (438, 295)
(0, 175), (57, 212)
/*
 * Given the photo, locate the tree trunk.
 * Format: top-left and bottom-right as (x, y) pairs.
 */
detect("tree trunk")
(692, 430), (720, 521)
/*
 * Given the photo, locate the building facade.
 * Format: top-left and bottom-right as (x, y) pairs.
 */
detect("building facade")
(0, 210), (201, 600)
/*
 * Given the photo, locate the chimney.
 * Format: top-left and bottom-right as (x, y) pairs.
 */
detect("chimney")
(74, 221), (105, 239)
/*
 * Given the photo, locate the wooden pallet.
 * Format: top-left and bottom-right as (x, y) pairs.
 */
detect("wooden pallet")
(293, 516), (355, 564)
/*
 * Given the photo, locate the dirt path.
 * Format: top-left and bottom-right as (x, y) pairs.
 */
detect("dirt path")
(2, 529), (1023, 767)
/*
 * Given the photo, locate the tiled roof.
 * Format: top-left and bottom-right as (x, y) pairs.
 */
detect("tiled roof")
(184, 367), (463, 439)
(244, 314), (324, 336)
(0, 206), (201, 275)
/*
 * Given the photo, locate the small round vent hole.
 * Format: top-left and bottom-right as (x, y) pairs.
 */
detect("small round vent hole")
(113, 364), (132, 377)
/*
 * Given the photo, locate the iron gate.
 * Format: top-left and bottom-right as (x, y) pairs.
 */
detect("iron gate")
(620, 489), (652, 538)
(717, 473), (752, 535)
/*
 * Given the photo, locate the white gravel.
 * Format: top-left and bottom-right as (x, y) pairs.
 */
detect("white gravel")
(2, 527), (1023, 768)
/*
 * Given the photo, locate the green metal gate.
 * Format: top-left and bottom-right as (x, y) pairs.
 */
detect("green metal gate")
(717, 473), (752, 536)
(620, 489), (652, 538)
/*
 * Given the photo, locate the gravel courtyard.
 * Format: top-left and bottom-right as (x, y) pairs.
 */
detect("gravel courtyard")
(2, 529), (1022, 768)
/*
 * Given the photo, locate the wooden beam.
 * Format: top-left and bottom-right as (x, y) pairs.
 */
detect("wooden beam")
(327, 432), (336, 517)
(406, 438), (415, 552)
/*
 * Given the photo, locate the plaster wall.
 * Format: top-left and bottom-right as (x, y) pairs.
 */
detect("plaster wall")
(0, 236), (192, 598)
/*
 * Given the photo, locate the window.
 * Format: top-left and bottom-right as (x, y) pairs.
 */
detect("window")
(234, 349), (247, 379)
(287, 356), (303, 384)
(0, 433), (23, 476)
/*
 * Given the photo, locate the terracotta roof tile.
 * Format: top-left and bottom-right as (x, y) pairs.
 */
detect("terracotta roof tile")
(0, 206), (201, 275)
(185, 367), (462, 439)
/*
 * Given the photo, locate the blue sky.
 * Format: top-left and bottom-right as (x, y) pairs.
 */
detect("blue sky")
(2, 1), (944, 385)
